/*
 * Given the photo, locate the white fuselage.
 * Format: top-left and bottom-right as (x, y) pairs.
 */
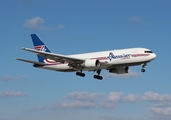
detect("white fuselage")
(37, 48), (156, 72)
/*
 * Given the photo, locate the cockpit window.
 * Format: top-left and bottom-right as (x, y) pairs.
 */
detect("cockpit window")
(144, 51), (153, 53)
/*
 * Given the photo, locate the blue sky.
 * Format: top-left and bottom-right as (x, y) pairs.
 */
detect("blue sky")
(1, 0), (171, 120)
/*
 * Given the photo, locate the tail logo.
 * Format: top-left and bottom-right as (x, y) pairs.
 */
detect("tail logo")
(35, 45), (46, 52)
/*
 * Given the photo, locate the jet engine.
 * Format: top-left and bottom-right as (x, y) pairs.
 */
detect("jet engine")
(82, 59), (100, 68)
(109, 67), (129, 74)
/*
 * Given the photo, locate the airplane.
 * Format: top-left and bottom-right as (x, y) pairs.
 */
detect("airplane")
(16, 34), (156, 80)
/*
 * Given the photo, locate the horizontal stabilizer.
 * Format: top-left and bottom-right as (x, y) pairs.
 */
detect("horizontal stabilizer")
(15, 58), (46, 65)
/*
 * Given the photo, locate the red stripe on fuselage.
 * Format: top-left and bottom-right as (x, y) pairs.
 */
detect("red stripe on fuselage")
(90, 57), (108, 60)
(131, 54), (150, 57)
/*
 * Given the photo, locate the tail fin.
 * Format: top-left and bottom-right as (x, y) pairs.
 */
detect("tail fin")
(31, 34), (51, 63)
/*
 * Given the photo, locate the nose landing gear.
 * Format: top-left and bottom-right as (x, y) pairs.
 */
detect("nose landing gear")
(141, 63), (146, 72)
(141, 69), (145, 72)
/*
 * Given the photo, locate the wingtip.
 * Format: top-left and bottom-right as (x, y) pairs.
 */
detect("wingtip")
(21, 47), (27, 50)
(15, 58), (20, 60)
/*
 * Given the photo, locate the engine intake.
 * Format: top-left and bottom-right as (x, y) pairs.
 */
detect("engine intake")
(109, 67), (129, 74)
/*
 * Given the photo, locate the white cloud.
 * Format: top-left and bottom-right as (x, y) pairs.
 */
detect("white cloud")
(58, 24), (65, 29)
(60, 100), (94, 109)
(143, 92), (171, 102)
(104, 70), (141, 79)
(129, 16), (144, 22)
(24, 16), (52, 30)
(44, 92), (139, 110)
(0, 75), (26, 81)
(31, 91), (171, 118)
(53, 91), (101, 109)
(54, 91), (101, 109)
(129, 16), (152, 26)
(122, 94), (139, 102)
(151, 107), (171, 116)
(143, 92), (161, 102)
(101, 92), (123, 108)
(101, 93), (139, 108)
(0, 91), (28, 98)
(67, 91), (100, 101)
(106, 92), (123, 102)
(155, 102), (171, 107)
(143, 92), (171, 116)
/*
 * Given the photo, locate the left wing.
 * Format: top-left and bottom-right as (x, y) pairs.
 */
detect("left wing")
(21, 47), (84, 64)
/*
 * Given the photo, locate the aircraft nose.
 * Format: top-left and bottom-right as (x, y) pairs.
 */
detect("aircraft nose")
(153, 53), (157, 59)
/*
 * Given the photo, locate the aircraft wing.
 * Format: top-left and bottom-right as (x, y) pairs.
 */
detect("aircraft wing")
(15, 58), (46, 65)
(21, 47), (85, 64)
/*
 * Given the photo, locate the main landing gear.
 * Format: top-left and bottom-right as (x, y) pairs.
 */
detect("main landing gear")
(141, 63), (146, 72)
(94, 70), (103, 80)
(76, 71), (85, 77)
(76, 70), (103, 80)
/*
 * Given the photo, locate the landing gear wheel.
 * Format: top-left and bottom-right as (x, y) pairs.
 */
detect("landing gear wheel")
(98, 76), (103, 80)
(81, 73), (85, 77)
(141, 69), (145, 72)
(93, 75), (103, 80)
(94, 75), (97, 79)
(93, 70), (103, 80)
(76, 72), (85, 77)
(76, 72), (80, 76)
(141, 63), (146, 73)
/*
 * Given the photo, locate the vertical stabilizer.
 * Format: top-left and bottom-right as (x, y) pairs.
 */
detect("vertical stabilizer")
(31, 34), (51, 63)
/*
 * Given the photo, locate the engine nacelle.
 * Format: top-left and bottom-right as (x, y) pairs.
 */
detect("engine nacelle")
(82, 59), (100, 68)
(109, 67), (129, 74)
